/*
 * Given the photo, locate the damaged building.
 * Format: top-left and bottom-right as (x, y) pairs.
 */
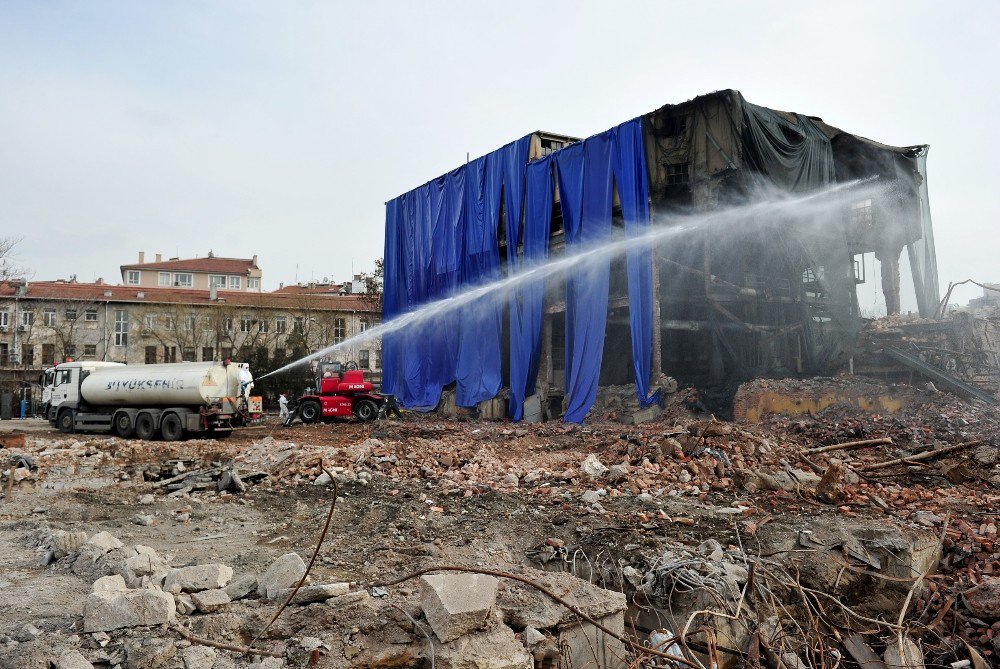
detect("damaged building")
(381, 90), (939, 421)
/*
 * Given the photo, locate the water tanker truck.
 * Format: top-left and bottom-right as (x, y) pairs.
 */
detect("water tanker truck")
(40, 360), (254, 440)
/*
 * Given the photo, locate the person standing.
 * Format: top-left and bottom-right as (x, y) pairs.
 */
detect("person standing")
(278, 393), (289, 421)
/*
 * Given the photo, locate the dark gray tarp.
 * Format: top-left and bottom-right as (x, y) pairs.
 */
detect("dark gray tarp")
(741, 101), (836, 192)
(905, 148), (940, 316)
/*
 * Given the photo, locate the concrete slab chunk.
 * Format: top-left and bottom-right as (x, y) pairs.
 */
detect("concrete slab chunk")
(163, 563), (233, 593)
(420, 573), (498, 643)
(190, 588), (230, 613)
(55, 650), (95, 669)
(432, 623), (531, 668)
(224, 573), (258, 601)
(268, 582), (349, 603)
(83, 588), (176, 632)
(92, 574), (128, 593)
(257, 552), (306, 597)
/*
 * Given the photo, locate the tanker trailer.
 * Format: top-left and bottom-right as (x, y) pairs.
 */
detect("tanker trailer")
(41, 360), (253, 440)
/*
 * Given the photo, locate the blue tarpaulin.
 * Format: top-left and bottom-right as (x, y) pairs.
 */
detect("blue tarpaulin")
(553, 120), (658, 423)
(508, 156), (553, 420)
(383, 119), (657, 422)
(382, 137), (530, 409)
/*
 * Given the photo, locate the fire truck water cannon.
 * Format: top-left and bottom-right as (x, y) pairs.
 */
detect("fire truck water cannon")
(287, 361), (384, 425)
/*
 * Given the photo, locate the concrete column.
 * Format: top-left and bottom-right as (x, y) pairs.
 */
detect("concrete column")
(650, 244), (663, 383)
(876, 246), (903, 316)
(538, 314), (552, 395)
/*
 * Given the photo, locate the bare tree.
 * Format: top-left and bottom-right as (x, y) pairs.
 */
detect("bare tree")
(0, 237), (29, 282)
(356, 257), (384, 316)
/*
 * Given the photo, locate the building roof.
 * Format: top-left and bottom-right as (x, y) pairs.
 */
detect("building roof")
(0, 280), (376, 313)
(272, 283), (346, 295)
(120, 256), (258, 274)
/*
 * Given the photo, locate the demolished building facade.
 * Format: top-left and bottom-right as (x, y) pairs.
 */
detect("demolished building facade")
(381, 90), (939, 421)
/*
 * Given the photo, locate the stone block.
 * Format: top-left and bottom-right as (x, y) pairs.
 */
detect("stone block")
(83, 588), (176, 632)
(629, 405), (663, 425)
(190, 588), (230, 613)
(267, 582), (349, 603)
(46, 530), (88, 558)
(257, 553), (306, 598)
(163, 563), (233, 593)
(125, 637), (176, 669)
(180, 645), (216, 669)
(432, 623), (531, 669)
(224, 573), (257, 601)
(55, 650), (94, 669)
(420, 573), (498, 643)
(93, 574), (128, 593)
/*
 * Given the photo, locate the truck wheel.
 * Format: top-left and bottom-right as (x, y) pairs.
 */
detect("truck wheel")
(113, 412), (134, 438)
(354, 399), (378, 422)
(57, 409), (75, 433)
(299, 401), (321, 424)
(160, 413), (184, 441)
(135, 413), (156, 441)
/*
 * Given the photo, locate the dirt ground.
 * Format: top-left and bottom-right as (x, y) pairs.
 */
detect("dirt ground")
(1, 378), (998, 668)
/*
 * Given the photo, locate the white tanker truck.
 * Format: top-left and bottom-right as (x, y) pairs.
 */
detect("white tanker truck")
(40, 360), (254, 440)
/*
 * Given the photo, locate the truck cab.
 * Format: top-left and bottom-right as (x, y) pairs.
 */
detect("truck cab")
(41, 361), (125, 426)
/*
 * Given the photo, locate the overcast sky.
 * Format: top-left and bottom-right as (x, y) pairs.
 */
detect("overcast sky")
(1, 2), (997, 308)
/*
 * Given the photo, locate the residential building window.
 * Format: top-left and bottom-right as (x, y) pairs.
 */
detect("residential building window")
(221, 347), (233, 361)
(186, 315), (196, 332)
(127, 270), (141, 285)
(85, 309), (98, 321)
(333, 318), (346, 343)
(145, 346), (157, 364)
(202, 347), (214, 361)
(158, 272), (171, 286)
(182, 347), (196, 362)
(224, 318), (233, 333)
(275, 317), (287, 334)
(83, 344), (97, 357)
(248, 278), (260, 290)
(65, 345), (76, 359)
(174, 273), (193, 287)
(375, 349), (382, 369)
(164, 346), (178, 362)
(22, 344), (34, 366)
(42, 343), (56, 365)
(259, 318), (269, 333)
(65, 309), (77, 321)
(22, 311), (34, 326)
(229, 276), (242, 290)
(144, 314), (156, 330)
(293, 317), (304, 334)
(0, 310), (8, 328)
(209, 275), (227, 289)
(240, 316), (252, 333)
(666, 163), (690, 186)
(359, 350), (370, 369)
(43, 309), (56, 326)
(0, 343), (8, 364)
(114, 310), (128, 346)
(165, 315), (176, 330)
(359, 318), (369, 332)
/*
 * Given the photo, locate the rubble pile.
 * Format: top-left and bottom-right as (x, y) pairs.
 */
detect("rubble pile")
(0, 373), (997, 667)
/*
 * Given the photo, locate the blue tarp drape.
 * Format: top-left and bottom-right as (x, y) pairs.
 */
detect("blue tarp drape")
(382, 136), (530, 409)
(508, 156), (553, 420)
(614, 120), (661, 410)
(383, 120), (656, 422)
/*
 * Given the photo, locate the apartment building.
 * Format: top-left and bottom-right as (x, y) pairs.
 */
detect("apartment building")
(0, 278), (380, 374)
(119, 252), (263, 292)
